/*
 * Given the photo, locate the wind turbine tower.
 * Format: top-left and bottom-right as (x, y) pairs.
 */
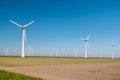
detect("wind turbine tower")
(50, 50), (53, 56)
(55, 49), (58, 57)
(31, 48), (33, 56)
(6, 48), (8, 56)
(75, 51), (78, 57)
(112, 41), (115, 59)
(65, 51), (67, 57)
(28, 45), (31, 56)
(80, 34), (90, 58)
(9, 20), (35, 57)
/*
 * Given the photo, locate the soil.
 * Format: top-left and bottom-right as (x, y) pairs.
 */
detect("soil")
(0, 63), (120, 80)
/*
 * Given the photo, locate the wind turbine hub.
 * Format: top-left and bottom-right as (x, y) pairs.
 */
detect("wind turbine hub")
(112, 45), (115, 47)
(85, 40), (88, 42)
(22, 27), (25, 29)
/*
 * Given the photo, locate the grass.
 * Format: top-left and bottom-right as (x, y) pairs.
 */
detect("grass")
(0, 56), (120, 67)
(0, 70), (43, 80)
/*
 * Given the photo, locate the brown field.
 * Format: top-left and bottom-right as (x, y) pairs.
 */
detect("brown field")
(0, 57), (120, 80)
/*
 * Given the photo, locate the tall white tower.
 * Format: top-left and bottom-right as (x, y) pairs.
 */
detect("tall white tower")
(112, 41), (115, 59)
(9, 20), (35, 57)
(80, 34), (90, 58)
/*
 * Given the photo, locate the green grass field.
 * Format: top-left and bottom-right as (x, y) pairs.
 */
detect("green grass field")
(0, 56), (120, 67)
(0, 70), (43, 80)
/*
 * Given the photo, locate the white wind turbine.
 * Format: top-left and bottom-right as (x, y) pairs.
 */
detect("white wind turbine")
(9, 20), (35, 57)
(112, 41), (115, 59)
(75, 51), (78, 57)
(31, 48), (33, 56)
(55, 49), (58, 57)
(5, 48), (8, 56)
(80, 34), (90, 58)
(50, 50), (53, 56)
(64, 51), (67, 57)
(28, 45), (31, 56)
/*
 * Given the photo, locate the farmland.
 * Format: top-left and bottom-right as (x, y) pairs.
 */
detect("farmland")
(0, 56), (120, 67)
(0, 56), (120, 80)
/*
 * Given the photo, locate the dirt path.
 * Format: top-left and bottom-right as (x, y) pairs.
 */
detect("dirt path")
(0, 63), (120, 80)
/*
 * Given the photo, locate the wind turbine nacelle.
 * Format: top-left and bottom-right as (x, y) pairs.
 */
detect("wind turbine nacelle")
(85, 40), (88, 42)
(21, 27), (26, 29)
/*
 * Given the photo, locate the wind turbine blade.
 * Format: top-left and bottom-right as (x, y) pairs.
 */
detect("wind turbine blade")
(9, 20), (22, 28)
(86, 34), (91, 40)
(23, 20), (35, 28)
(80, 38), (84, 41)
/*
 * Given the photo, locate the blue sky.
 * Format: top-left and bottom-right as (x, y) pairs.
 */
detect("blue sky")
(0, 0), (120, 57)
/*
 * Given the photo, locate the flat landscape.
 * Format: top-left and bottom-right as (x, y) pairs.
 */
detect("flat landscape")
(0, 57), (120, 80)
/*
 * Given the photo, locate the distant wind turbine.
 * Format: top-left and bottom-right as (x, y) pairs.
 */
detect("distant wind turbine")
(28, 45), (31, 56)
(80, 34), (90, 58)
(9, 20), (35, 57)
(112, 41), (115, 59)
(30, 48), (33, 56)
(6, 48), (8, 56)
(55, 49), (58, 57)
(65, 51), (67, 57)
(50, 50), (53, 56)
(75, 51), (78, 57)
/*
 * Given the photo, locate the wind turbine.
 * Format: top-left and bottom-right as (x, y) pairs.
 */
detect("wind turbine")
(28, 45), (31, 56)
(75, 51), (78, 57)
(80, 34), (90, 58)
(55, 49), (58, 57)
(5, 48), (8, 56)
(50, 50), (53, 56)
(9, 20), (35, 57)
(65, 51), (67, 57)
(31, 48), (33, 56)
(112, 41), (115, 59)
